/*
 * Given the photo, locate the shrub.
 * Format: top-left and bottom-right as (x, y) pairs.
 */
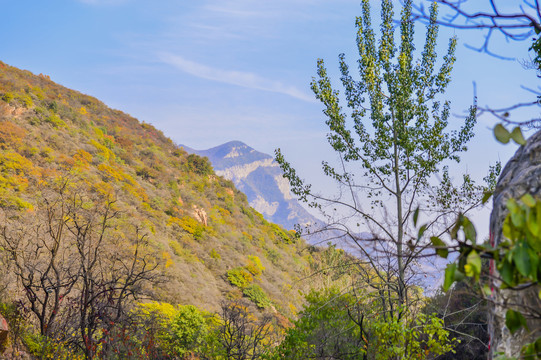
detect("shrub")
(2, 92), (13, 103)
(167, 305), (208, 357)
(246, 255), (265, 277)
(227, 267), (253, 288)
(186, 154), (213, 175)
(45, 114), (66, 128)
(243, 284), (271, 309)
(210, 248), (221, 260)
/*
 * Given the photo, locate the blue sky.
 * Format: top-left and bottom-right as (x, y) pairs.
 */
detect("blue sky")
(2, 0), (539, 235)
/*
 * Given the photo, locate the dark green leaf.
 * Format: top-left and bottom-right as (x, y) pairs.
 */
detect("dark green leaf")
(443, 263), (456, 291)
(417, 224), (427, 241)
(513, 241), (532, 277)
(430, 236), (448, 258)
(499, 260), (515, 286)
(413, 207), (420, 227)
(506, 309), (528, 334)
(463, 217), (477, 244)
(482, 191), (493, 204)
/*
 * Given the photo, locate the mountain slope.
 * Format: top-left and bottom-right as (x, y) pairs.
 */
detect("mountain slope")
(0, 62), (318, 317)
(181, 141), (323, 235)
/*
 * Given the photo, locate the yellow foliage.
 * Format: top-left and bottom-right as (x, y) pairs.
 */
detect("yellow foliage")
(245, 255), (265, 277)
(0, 121), (27, 149)
(79, 106), (87, 115)
(93, 181), (114, 197)
(89, 139), (114, 162)
(167, 216), (200, 234)
(162, 251), (173, 268)
(72, 149), (92, 168)
(97, 163), (125, 182)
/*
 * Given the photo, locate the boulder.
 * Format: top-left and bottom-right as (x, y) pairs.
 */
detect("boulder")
(489, 129), (541, 357)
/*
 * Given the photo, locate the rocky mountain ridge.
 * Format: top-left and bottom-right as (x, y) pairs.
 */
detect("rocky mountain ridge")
(181, 141), (325, 240)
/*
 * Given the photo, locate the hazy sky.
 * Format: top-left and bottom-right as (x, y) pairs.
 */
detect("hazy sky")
(2, 0), (539, 234)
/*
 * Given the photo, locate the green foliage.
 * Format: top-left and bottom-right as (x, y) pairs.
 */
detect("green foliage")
(243, 284), (271, 309)
(2, 92), (13, 103)
(275, 0), (486, 321)
(372, 313), (455, 359)
(432, 192), (541, 356)
(45, 114), (66, 128)
(270, 223), (293, 243)
(133, 302), (209, 358)
(272, 287), (455, 360)
(227, 267), (254, 288)
(23, 333), (82, 360)
(186, 153), (213, 175)
(209, 248), (221, 259)
(269, 288), (365, 359)
(167, 305), (208, 357)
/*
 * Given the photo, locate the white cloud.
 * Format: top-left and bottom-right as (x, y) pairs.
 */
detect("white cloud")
(159, 53), (315, 103)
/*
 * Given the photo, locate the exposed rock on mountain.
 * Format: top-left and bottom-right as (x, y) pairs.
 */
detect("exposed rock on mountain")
(181, 141), (324, 236)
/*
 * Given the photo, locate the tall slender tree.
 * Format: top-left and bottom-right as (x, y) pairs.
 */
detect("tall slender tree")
(276, 0), (491, 318)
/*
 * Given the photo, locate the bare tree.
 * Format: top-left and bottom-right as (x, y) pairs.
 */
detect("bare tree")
(0, 178), (78, 338)
(1, 177), (160, 359)
(216, 300), (273, 360)
(409, 0), (541, 128)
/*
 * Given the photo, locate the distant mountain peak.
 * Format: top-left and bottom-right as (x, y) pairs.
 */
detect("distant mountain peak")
(182, 141), (322, 236)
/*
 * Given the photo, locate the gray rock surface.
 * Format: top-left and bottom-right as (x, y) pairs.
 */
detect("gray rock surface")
(490, 130), (541, 358)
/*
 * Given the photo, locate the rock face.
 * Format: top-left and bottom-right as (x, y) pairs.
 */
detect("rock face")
(489, 130), (541, 358)
(181, 141), (324, 242)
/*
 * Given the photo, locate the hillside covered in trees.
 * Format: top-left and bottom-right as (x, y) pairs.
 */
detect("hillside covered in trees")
(0, 61), (341, 359)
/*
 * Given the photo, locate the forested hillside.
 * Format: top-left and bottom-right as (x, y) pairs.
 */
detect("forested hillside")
(0, 61), (335, 359)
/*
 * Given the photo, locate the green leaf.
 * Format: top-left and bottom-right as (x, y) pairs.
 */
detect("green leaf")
(413, 207), (420, 227)
(443, 263), (456, 291)
(463, 217), (477, 244)
(506, 309), (528, 334)
(430, 236), (448, 258)
(511, 211), (526, 228)
(513, 241), (532, 277)
(450, 215), (462, 240)
(417, 224), (427, 241)
(521, 193), (536, 208)
(526, 209), (540, 240)
(502, 217), (514, 240)
(499, 260), (515, 286)
(537, 201), (541, 238)
(482, 284), (492, 297)
(511, 126), (526, 145)
(454, 268), (465, 282)
(494, 124), (511, 144)
(482, 191), (493, 204)
(507, 198), (519, 214)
